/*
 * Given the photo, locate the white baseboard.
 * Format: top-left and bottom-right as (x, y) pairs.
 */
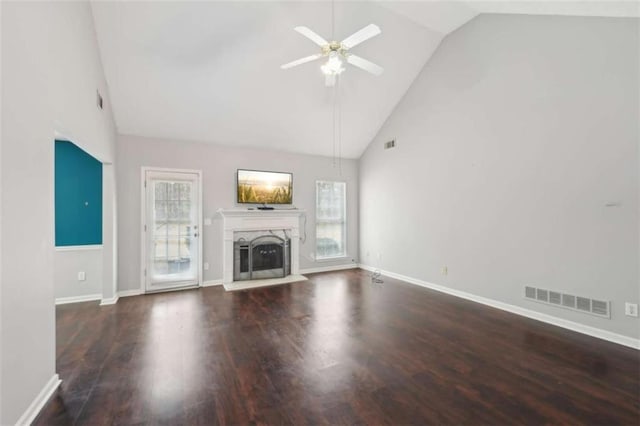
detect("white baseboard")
(202, 279), (223, 287)
(118, 289), (143, 298)
(117, 281), (223, 296)
(358, 264), (640, 350)
(55, 294), (101, 305)
(100, 296), (119, 306)
(300, 263), (358, 274)
(15, 373), (61, 426)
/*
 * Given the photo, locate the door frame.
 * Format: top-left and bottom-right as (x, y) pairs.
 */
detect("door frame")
(140, 167), (203, 293)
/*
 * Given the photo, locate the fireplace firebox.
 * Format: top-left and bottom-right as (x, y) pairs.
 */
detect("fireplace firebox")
(234, 234), (291, 281)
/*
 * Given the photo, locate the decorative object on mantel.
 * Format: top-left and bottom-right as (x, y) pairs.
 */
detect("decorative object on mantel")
(218, 208), (307, 291)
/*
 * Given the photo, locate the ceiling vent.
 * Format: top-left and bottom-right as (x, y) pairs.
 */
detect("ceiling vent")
(524, 286), (609, 318)
(384, 139), (396, 149)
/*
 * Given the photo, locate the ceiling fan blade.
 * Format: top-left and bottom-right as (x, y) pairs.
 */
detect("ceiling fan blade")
(341, 24), (381, 49)
(280, 54), (323, 69)
(325, 74), (336, 87)
(346, 54), (384, 76)
(294, 26), (328, 47)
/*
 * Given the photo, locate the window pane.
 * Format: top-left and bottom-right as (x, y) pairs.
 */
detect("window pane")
(316, 223), (345, 258)
(166, 201), (180, 220)
(180, 200), (191, 220)
(154, 201), (167, 221)
(176, 182), (191, 201)
(316, 181), (346, 259)
(155, 182), (167, 200)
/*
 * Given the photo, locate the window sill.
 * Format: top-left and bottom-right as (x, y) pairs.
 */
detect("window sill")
(315, 255), (350, 262)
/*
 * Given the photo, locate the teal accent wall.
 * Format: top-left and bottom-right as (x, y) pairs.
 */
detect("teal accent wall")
(55, 140), (103, 246)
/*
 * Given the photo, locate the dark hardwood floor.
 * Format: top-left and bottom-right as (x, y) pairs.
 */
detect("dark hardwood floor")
(35, 269), (639, 425)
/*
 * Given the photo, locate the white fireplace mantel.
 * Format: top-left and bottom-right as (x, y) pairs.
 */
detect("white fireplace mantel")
(217, 208), (306, 286)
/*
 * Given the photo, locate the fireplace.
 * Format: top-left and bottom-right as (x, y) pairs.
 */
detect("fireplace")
(218, 209), (304, 288)
(234, 234), (291, 281)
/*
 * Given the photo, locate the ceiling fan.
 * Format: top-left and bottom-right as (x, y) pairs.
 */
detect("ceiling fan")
(281, 24), (383, 87)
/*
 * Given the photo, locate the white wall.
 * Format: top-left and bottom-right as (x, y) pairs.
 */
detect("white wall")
(116, 135), (358, 291)
(360, 14), (639, 339)
(0, 1), (3, 420)
(102, 164), (118, 302)
(54, 249), (103, 301)
(53, 160), (117, 304)
(1, 1), (116, 424)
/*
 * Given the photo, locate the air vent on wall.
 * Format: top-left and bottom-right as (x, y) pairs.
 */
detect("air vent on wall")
(384, 139), (396, 149)
(524, 286), (610, 318)
(576, 297), (591, 312)
(591, 299), (609, 316)
(562, 294), (576, 309)
(536, 288), (548, 303)
(525, 286), (536, 299)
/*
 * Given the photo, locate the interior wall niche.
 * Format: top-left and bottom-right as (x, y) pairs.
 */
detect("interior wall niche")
(55, 140), (103, 246)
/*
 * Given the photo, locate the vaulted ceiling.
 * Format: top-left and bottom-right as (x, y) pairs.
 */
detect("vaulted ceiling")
(91, 1), (639, 159)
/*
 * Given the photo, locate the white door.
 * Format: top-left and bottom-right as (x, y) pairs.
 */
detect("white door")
(143, 169), (201, 292)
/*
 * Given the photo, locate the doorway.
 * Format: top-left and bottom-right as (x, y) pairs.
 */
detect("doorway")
(142, 168), (202, 292)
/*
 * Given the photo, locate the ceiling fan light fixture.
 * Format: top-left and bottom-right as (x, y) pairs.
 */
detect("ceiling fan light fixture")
(282, 23), (382, 81)
(321, 52), (345, 76)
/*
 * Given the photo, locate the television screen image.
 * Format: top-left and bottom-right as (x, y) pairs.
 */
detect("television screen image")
(237, 169), (292, 204)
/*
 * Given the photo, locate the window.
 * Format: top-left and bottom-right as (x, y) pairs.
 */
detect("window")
(316, 181), (346, 259)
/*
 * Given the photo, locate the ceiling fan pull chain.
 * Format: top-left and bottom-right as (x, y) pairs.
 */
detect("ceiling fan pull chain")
(332, 77), (338, 167)
(331, 0), (335, 40)
(338, 75), (342, 175)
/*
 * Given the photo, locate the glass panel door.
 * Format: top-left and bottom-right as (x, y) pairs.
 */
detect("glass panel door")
(144, 170), (200, 292)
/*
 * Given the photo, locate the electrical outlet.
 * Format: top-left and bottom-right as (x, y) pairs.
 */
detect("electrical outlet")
(442, 266), (448, 276)
(625, 303), (638, 317)
(204, 262), (209, 271)
(376, 252), (381, 261)
(77, 271), (86, 281)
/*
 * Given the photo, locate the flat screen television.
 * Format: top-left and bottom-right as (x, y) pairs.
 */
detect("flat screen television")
(237, 169), (293, 205)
